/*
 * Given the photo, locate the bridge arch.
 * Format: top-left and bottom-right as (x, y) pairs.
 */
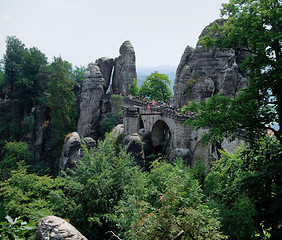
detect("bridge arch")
(151, 119), (171, 156)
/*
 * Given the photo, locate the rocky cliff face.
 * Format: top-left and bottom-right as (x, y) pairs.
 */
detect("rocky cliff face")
(112, 40), (137, 95)
(173, 20), (248, 108)
(77, 41), (137, 140)
(77, 63), (105, 139)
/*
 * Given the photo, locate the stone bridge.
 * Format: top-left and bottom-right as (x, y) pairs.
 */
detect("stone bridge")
(123, 96), (242, 165)
(123, 96), (203, 162)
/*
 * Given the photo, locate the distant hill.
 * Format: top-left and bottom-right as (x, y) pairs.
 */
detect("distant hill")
(136, 65), (177, 93)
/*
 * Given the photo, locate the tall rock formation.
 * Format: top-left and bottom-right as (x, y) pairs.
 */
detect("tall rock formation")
(77, 63), (105, 139)
(173, 20), (248, 108)
(77, 41), (137, 140)
(112, 40), (137, 95)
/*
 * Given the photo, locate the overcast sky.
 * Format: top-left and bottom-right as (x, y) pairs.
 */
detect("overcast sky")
(0, 0), (228, 68)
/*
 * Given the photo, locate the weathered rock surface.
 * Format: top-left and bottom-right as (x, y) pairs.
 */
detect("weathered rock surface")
(84, 137), (96, 150)
(112, 40), (137, 95)
(59, 132), (81, 172)
(123, 133), (145, 169)
(95, 57), (114, 93)
(173, 20), (248, 108)
(35, 216), (87, 240)
(169, 148), (192, 165)
(77, 63), (105, 139)
(29, 107), (47, 163)
(112, 124), (125, 140)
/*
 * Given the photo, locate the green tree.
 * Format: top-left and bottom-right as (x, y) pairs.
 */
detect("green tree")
(205, 137), (282, 239)
(0, 141), (31, 181)
(128, 78), (140, 96)
(101, 113), (119, 137)
(14, 47), (48, 111)
(117, 159), (227, 240)
(187, 0), (282, 142)
(0, 168), (63, 221)
(140, 71), (172, 103)
(3, 36), (25, 95)
(58, 132), (140, 240)
(182, 91), (276, 144)
(0, 69), (4, 90)
(71, 65), (86, 85)
(1, 37), (49, 142)
(46, 56), (77, 148)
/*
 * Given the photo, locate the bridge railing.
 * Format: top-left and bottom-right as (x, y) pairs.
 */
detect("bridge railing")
(123, 96), (191, 122)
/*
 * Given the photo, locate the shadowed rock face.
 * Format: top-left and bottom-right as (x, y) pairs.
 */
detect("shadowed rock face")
(112, 40), (137, 95)
(123, 133), (145, 169)
(173, 20), (248, 108)
(95, 57), (114, 93)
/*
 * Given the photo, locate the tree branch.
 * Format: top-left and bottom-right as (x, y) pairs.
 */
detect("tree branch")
(105, 231), (122, 240)
(171, 230), (184, 240)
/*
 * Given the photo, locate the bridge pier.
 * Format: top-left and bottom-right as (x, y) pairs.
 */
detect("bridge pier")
(123, 107), (140, 135)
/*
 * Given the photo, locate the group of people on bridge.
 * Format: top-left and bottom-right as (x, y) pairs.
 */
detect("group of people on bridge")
(127, 94), (177, 113)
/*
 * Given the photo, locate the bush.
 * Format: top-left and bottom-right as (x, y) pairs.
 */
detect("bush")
(204, 137), (282, 239)
(100, 113), (119, 137)
(0, 215), (36, 240)
(116, 159), (227, 239)
(0, 168), (63, 221)
(57, 132), (140, 239)
(0, 141), (31, 181)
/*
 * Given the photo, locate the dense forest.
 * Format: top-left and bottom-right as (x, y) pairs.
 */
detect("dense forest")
(0, 0), (281, 239)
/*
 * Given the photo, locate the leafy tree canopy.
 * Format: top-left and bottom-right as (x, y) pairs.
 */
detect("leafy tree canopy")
(0, 141), (31, 181)
(117, 159), (227, 240)
(46, 56), (77, 143)
(14, 47), (48, 110)
(184, 0), (282, 143)
(58, 132), (140, 239)
(140, 71), (172, 103)
(0, 69), (4, 89)
(71, 65), (86, 85)
(205, 137), (282, 239)
(3, 36), (25, 94)
(128, 78), (140, 96)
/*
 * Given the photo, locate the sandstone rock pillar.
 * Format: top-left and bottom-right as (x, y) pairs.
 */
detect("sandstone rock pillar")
(112, 40), (137, 95)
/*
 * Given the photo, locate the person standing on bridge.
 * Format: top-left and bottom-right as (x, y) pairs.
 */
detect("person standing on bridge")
(147, 105), (151, 113)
